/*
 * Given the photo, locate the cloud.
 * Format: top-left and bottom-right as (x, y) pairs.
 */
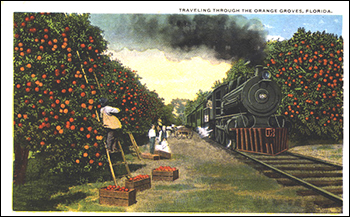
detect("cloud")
(319, 20), (325, 24)
(264, 24), (274, 29)
(266, 35), (285, 41)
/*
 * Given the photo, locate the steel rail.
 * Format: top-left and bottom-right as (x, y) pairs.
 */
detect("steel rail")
(204, 135), (343, 205)
(234, 150), (343, 205)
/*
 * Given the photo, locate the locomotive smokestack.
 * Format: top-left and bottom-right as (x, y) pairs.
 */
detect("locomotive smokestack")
(255, 65), (263, 76)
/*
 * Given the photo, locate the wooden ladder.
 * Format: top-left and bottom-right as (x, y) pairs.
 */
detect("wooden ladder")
(128, 132), (142, 160)
(105, 133), (141, 186)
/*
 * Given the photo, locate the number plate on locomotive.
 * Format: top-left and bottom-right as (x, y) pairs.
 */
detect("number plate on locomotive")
(265, 128), (276, 137)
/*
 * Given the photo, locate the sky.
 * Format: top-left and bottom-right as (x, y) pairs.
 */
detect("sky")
(89, 13), (343, 104)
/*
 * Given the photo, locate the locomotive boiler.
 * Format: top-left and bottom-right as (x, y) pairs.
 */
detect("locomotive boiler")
(186, 65), (290, 155)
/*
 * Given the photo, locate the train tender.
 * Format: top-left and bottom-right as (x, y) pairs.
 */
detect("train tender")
(186, 65), (290, 155)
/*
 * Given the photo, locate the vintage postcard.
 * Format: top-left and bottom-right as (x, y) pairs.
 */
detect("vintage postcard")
(2, 1), (349, 216)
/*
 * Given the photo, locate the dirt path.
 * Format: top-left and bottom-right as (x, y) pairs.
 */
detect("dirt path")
(123, 133), (243, 212)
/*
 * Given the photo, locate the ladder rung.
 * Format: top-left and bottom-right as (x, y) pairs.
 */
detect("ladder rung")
(113, 162), (126, 166)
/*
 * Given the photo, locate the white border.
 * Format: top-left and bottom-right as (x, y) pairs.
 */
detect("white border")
(2, 1), (349, 216)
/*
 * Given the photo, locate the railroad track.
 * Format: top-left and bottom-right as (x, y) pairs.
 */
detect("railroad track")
(205, 138), (343, 209)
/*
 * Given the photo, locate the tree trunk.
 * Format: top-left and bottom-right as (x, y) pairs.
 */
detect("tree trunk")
(13, 143), (29, 186)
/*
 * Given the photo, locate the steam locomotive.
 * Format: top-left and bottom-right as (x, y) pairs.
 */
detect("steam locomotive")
(186, 65), (290, 155)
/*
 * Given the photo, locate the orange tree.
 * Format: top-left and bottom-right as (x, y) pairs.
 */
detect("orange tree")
(13, 12), (164, 185)
(265, 28), (343, 141)
(99, 60), (165, 134)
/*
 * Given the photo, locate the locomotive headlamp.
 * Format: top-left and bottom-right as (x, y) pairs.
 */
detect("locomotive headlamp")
(261, 70), (271, 79)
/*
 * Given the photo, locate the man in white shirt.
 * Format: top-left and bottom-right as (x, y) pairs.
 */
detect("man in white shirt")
(99, 98), (121, 153)
(148, 124), (156, 154)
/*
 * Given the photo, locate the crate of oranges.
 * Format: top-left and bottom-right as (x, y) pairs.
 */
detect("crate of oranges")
(152, 166), (179, 181)
(125, 174), (151, 192)
(99, 185), (136, 206)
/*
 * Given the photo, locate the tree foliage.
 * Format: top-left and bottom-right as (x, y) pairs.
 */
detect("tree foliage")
(184, 90), (210, 117)
(171, 98), (189, 125)
(265, 28), (343, 141)
(223, 59), (256, 83)
(13, 12), (167, 180)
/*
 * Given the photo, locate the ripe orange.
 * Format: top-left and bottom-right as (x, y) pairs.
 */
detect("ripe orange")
(76, 159), (80, 164)
(84, 145), (89, 150)
(83, 153), (88, 157)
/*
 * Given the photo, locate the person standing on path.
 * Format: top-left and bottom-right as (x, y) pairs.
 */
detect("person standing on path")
(99, 97), (122, 153)
(148, 124), (156, 154)
(158, 125), (168, 144)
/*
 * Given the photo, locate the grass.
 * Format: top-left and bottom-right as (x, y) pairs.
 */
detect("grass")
(289, 143), (343, 165)
(152, 190), (307, 213)
(12, 137), (342, 213)
(13, 152), (311, 213)
(143, 161), (311, 213)
(12, 152), (138, 211)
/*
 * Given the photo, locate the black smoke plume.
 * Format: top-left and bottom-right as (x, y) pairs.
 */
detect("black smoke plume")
(91, 14), (268, 65)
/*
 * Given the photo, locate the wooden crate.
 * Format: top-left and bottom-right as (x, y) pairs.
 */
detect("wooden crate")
(154, 150), (171, 159)
(99, 188), (136, 206)
(141, 153), (160, 160)
(152, 169), (179, 181)
(125, 177), (151, 192)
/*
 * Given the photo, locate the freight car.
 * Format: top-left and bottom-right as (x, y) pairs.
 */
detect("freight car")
(186, 65), (290, 155)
